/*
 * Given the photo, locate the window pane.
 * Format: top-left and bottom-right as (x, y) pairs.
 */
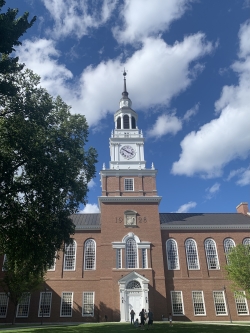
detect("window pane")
(185, 239), (199, 270)
(16, 293), (30, 318)
(38, 292), (52, 317)
(235, 292), (249, 315)
(224, 238), (235, 264)
(64, 241), (76, 271)
(167, 239), (179, 270)
(126, 238), (137, 268)
(127, 280), (141, 289)
(213, 291), (227, 315)
(204, 239), (220, 269)
(142, 249), (147, 268)
(243, 238), (250, 246)
(116, 249), (122, 269)
(123, 115), (129, 129)
(125, 178), (134, 191)
(60, 292), (73, 317)
(84, 239), (96, 270)
(171, 291), (184, 315)
(82, 292), (94, 317)
(192, 291), (206, 315)
(0, 293), (8, 318)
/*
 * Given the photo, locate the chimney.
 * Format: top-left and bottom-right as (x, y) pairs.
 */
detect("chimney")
(236, 202), (249, 215)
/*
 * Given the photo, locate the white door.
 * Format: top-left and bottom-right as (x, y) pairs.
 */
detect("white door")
(127, 293), (142, 322)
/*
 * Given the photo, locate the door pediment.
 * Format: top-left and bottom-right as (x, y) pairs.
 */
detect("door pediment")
(118, 271), (149, 287)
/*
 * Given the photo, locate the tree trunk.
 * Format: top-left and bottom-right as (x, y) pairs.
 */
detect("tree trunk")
(12, 304), (17, 325)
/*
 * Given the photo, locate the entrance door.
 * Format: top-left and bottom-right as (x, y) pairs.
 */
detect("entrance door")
(127, 293), (142, 322)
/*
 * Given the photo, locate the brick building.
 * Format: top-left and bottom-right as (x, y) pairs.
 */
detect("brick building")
(1, 74), (250, 323)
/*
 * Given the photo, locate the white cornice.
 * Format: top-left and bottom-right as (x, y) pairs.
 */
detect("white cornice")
(160, 224), (250, 230)
(100, 169), (157, 177)
(98, 196), (162, 204)
(75, 225), (101, 230)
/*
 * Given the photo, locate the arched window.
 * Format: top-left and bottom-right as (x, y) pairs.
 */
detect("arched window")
(84, 239), (96, 270)
(166, 239), (180, 270)
(224, 238), (235, 264)
(117, 116), (121, 129)
(185, 238), (199, 270)
(132, 116), (136, 129)
(243, 238), (250, 246)
(64, 240), (76, 271)
(126, 280), (141, 289)
(126, 238), (137, 268)
(123, 115), (129, 129)
(204, 238), (220, 270)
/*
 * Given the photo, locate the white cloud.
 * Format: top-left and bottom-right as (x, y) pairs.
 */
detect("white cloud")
(183, 103), (199, 122)
(227, 166), (250, 186)
(17, 33), (213, 127)
(42, 0), (118, 39)
(172, 20), (250, 178)
(79, 203), (100, 213)
(207, 182), (220, 194)
(88, 179), (96, 189)
(113, 0), (191, 44)
(176, 201), (197, 213)
(147, 113), (182, 139)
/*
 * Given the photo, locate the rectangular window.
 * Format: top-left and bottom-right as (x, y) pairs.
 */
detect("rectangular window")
(124, 178), (134, 191)
(16, 293), (30, 318)
(192, 291), (206, 315)
(2, 254), (7, 271)
(235, 292), (249, 315)
(142, 249), (148, 268)
(60, 292), (73, 317)
(171, 291), (184, 315)
(63, 242), (76, 271)
(116, 249), (122, 269)
(213, 291), (227, 315)
(0, 293), (8, 318)
(38, 292), (52, 317)
(82, 292), (94, 317)
(48, 253), (57, 271)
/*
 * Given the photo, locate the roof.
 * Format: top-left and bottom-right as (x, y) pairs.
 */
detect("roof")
(160, 213), (250, 230)
(71, 213), (101, 230)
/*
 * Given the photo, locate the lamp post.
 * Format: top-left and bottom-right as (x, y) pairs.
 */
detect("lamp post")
(41, 287), (49, 325)
(224, 286), (232, 323)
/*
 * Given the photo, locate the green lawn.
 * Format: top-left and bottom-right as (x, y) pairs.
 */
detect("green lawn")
(0, 322), (250, 333)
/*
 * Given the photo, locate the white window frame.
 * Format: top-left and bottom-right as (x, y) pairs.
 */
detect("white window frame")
(142, 248), (148, 268)
(185, 238), (200, 270)
(82, 292), (95, 317)
(171, 291), (184, 316)
(116, 249), (122, 269)
(38, 292), (52, 317)
(47, 254), (57, 271)
(63, 240), (77, 271)
(126, 238), (138, 268)
(16, 293), (30, 318)
(243, 238), (250, 246)
(234, 292), (249, 315)
(223, 238), (235, 263)
(60, 292), (73, 317)
(84, 239), (96, 271)
(124, 178), (134, 191)
(0, 293), (9, 318)
(204, 238), (220, 270)
(166, 239), (180, 270)
(192, 291), (206, 316)
(213, 291), (227, 316)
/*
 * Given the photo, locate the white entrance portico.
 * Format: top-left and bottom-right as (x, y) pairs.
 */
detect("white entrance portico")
(118, 271), (149, 322)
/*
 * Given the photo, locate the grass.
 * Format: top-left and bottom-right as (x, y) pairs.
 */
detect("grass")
(0, 322), (250, 333)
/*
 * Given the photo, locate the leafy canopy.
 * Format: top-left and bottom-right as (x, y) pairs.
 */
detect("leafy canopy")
(0, 69), (98, 272)
(225, 244), (250, 298)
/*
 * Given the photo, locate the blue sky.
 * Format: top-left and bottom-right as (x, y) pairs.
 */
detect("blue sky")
(6, 0), (250, 213)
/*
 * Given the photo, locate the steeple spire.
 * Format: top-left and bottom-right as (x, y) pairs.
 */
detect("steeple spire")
(122, 69), (128, 98)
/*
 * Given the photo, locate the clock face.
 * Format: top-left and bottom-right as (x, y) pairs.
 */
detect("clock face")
(120, 145), (136, 160)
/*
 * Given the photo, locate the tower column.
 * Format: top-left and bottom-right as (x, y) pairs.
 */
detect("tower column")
(129, 114), (132, 129)
(121, 116), (124, 129)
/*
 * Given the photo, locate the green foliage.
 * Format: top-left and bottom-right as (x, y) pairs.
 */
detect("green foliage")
(225, 244), (250, 298)
(0, 68), (98, 272)
(0, 0), (36, 96)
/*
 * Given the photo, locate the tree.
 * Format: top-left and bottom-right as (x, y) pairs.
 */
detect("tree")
(225, 244), (250, 298)
(0, 0), (36, 96)
(0, 68), (98, 272)
(0, 259), (44, 324)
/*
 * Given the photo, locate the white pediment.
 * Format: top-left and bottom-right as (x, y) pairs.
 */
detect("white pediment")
(118, 271), (149, 286)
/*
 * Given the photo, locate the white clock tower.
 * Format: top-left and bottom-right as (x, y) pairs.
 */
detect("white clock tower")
(109, 71), (146, 170)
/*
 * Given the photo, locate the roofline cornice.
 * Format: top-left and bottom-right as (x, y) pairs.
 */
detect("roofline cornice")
(160, 224), (250, 230)
(100, 169), (157, 176)
(75, 225), (101, 231)
(98, 196), (162, 204)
